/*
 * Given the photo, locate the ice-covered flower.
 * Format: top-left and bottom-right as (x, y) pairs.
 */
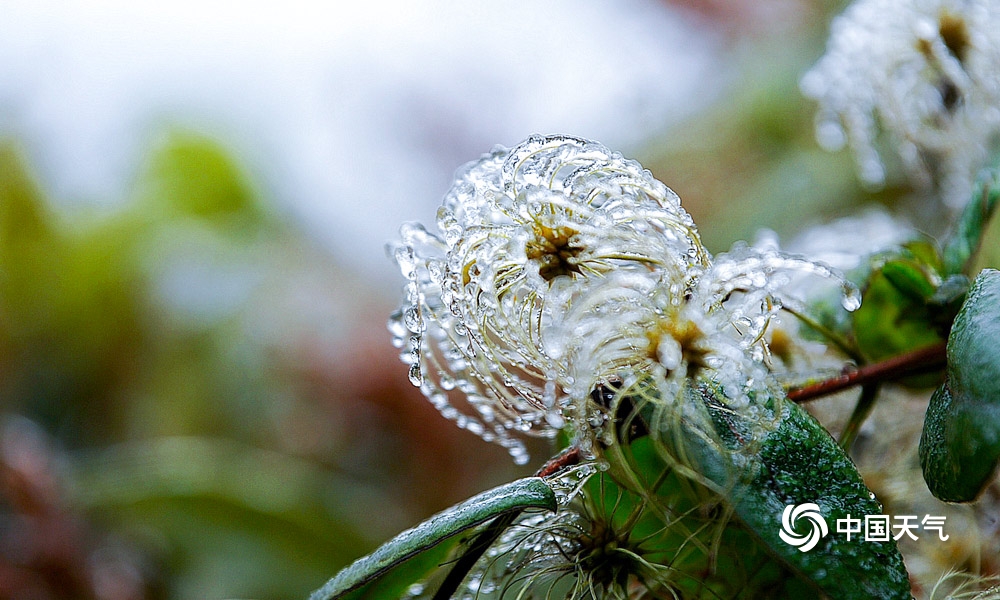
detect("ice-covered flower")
(801, 0), (1000, 207)
(552, 239), (860, 456)
(446, 470), (687, 600)
(390, 135), (859, 465)
(390, 135), (706, 464)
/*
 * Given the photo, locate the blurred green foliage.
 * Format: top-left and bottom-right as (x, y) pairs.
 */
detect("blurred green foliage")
(0, 134), (349, 599)
(0, 133), (522, 600)
(642, 21), (911, 255)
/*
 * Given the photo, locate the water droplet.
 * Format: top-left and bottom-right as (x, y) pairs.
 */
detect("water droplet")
(437, 207), (463, 245)
(816, 119), (847, 151)
(427, 260), (444, 284)
(439, 374), (455, 390)
(387, 311), (407, 338)
(841, 284), (862, 311)
(399, 349), (416, 365)
(543, 379), (557, 408)
(545, 412), (565, 429)
(403, 306), (422, 332)
(428, 392), (448, 409)
(408, 363), (422, 386)
(394, 245), (418, 280)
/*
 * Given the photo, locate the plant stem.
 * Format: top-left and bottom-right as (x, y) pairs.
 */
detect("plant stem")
(787, 342), (947, 404)
(537, 445), (582, 478)
(782, 304), (865, 364)
(838, 383), (880, 451)
(432, 509), (520, 600)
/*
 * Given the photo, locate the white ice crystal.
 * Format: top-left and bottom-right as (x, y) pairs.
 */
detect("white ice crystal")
(802, 0), (1000, 207)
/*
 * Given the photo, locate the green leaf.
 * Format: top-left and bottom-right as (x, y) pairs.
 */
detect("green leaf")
(609, 436), (823, 598)
(135, 131), (264, 228)
(920, 268), (1000, 502)
(927, 274), (970, 309)
(70, 437), (393, 598)
(903, 240), (944, 274)
(308, 477), (556, 600)
(853, 266), (945, 365)
(879, 259), (937, 301)
(610, 384), (910, 599)
(943, 166), (1000, 275)
(698, 392), (910, 600)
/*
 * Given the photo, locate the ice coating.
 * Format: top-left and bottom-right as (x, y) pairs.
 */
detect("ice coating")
(389, 135), (861, 464)
(444, 465), (608, 600)
(802, 0), (1000, 207)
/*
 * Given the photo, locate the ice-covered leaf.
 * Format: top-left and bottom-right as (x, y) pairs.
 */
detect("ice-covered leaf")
(308, 477), (556, 600)
(920, 268), (1000, 502)
(612, 383), (910, 599)
(695, 390), (910, 599)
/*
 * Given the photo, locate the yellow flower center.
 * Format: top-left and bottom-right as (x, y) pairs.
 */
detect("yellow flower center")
(646, 316), (709, 378)
(525, 222), (583, 282)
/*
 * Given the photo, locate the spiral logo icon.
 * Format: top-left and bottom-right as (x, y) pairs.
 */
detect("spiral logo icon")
(779, 503), (829, 552)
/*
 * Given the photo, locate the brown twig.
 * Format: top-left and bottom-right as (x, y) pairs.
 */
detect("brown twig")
(787, 341), (948, 404)
(536, 445), (582, 478)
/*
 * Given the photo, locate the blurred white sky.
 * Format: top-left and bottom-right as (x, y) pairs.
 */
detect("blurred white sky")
(0, 0), (722, 285)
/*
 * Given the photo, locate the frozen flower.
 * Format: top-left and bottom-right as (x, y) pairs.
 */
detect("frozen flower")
(547, 235), (861, 458)
(802, 0), (1000, 207)
(390, 135), (706, 464)
(446, 470), (692, 600)
(390, 135), (858, 465)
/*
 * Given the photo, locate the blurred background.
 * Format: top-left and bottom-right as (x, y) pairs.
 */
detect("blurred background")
(0, 1), (907, 598)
